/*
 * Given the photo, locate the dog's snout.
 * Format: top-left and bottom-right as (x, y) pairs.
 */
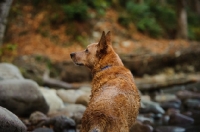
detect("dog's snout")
(70, 52), (75, 58)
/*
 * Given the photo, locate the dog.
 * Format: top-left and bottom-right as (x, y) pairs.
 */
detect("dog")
(70, 31), (140, 132)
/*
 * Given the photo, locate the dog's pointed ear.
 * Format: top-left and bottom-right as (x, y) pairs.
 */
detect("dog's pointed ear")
(105, 31), (111, 45)
(97, 31), (107, 57)
(97, 31), (112, 58)
(98, 31), (106, 48)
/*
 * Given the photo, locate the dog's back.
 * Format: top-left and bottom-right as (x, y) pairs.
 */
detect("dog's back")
(81, 66), (140, 132)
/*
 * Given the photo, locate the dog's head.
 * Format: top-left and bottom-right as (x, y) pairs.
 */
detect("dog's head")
(70, 31), (123, 73)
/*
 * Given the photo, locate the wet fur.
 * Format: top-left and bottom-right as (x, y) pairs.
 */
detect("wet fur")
(70, 31), (140, 132)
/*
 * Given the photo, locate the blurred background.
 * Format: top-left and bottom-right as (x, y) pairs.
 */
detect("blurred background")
(0, 0), (200, 132)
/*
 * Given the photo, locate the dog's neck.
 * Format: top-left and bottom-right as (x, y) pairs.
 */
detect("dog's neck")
(91, 65), (111, 76)
(101, 65), (111, 71)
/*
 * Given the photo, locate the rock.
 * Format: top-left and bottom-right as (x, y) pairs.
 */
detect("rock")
(58, 61), (91, 82)
(155, 126), (185, 132)
(141, 95), (151, 101)
(0, 79), (49, 116)
(184, 99), (200, 110)
(137, 115), (154, 124)
(40, 87), (64, 112)
(140, 100), (165, 114)
(0, 106), (27, 132)
(186, 126), (200, 132)
(79, 86), (91, 93)
(176, 90), (200, 100)
(33, 128), (54, 132)
(39, 116), (76, 132)
(161, 115), (170, 125)
(155, 94), (177, 103)
(29, 111), (48, 125)
(166, 108), (180, 115)
(0, 63), (24, 80)
(75, 93), (90, 106)
(185, 82), (200, 92)
(48, 104), (86, 124)
(13, 55), (50, 85)
(168, 113), (194, 126)
(160, 100), (181, 110)
(190, 110), (200, 125)
(161, 85), (186, 94)
(57, 89), (86, 103)
(130, 121), (153, 132)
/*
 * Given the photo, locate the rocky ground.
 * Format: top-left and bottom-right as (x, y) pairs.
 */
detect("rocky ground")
(0, 63), (200, 132)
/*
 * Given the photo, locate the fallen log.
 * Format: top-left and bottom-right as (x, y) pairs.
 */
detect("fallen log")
(135, 73), (200, 91)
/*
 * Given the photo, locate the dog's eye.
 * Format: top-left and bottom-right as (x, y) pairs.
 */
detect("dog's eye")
(85, 49), (89, 53)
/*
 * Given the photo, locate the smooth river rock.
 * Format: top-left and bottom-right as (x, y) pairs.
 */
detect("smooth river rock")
(0, 106), (27, 132)
(0, 79), (49, 116)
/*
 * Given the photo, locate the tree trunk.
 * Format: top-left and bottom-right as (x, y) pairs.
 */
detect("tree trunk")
(194, 0), (200, 15)
(0, 0), (13, 46)
(176, 0), (188, 39)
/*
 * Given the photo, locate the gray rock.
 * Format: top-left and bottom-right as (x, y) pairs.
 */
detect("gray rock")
(184, 99), (200, 110)
(190, 110), (200, 125)
(155, 126), (185, 132)
(39, 116), (76, 132)
(176, 90), (200, 100)
(161, 85), (185, 94)
(161, 100), (181, 110)
(155, 94), (177, 103)
(0, 106), (27, 132)
(169, 113), (194, 126)
(185, 82), (200, 92)
(33, 128), (54, 132)
(166, 108), (180, 115)
(59, 62), (91, 82)
(57, 89), (86, 103)
(0, 63), (24, 80)
(140, 100), (165, 114)
(48, 104), (86, 125)
(29, 111), (48, 125)
(186, 126), (200, 132)
(40, 87), (64, 113)
(137, 115), (154, 124)
(0, 79), (49, 116)
(75, 93), (90, 106)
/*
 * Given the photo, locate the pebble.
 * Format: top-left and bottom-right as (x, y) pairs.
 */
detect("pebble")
(155, 94), (177, 103)
(155, 126), (185, 132)
(140, 100), (165, 114)
(176, 90), (200, 100)
(57, 89), (86, 103)
(40, 87), (64, 112)
(168, 113), (194, 126)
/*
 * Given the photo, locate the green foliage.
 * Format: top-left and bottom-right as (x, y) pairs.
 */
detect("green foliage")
(0, 44), (17, 62)
(62, 2), (89, 21)
(83, 0), (110, 15)
(149, 4), (176, 38)
(188, 26), (200, 41)
(137, 17), (163, 37)
(119, 1), (163, 37)
(188, 11), (200, 40)
(117, 0), (200, 40)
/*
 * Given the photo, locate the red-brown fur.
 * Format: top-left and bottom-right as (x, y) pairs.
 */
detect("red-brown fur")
(70, 31), (140, 132)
